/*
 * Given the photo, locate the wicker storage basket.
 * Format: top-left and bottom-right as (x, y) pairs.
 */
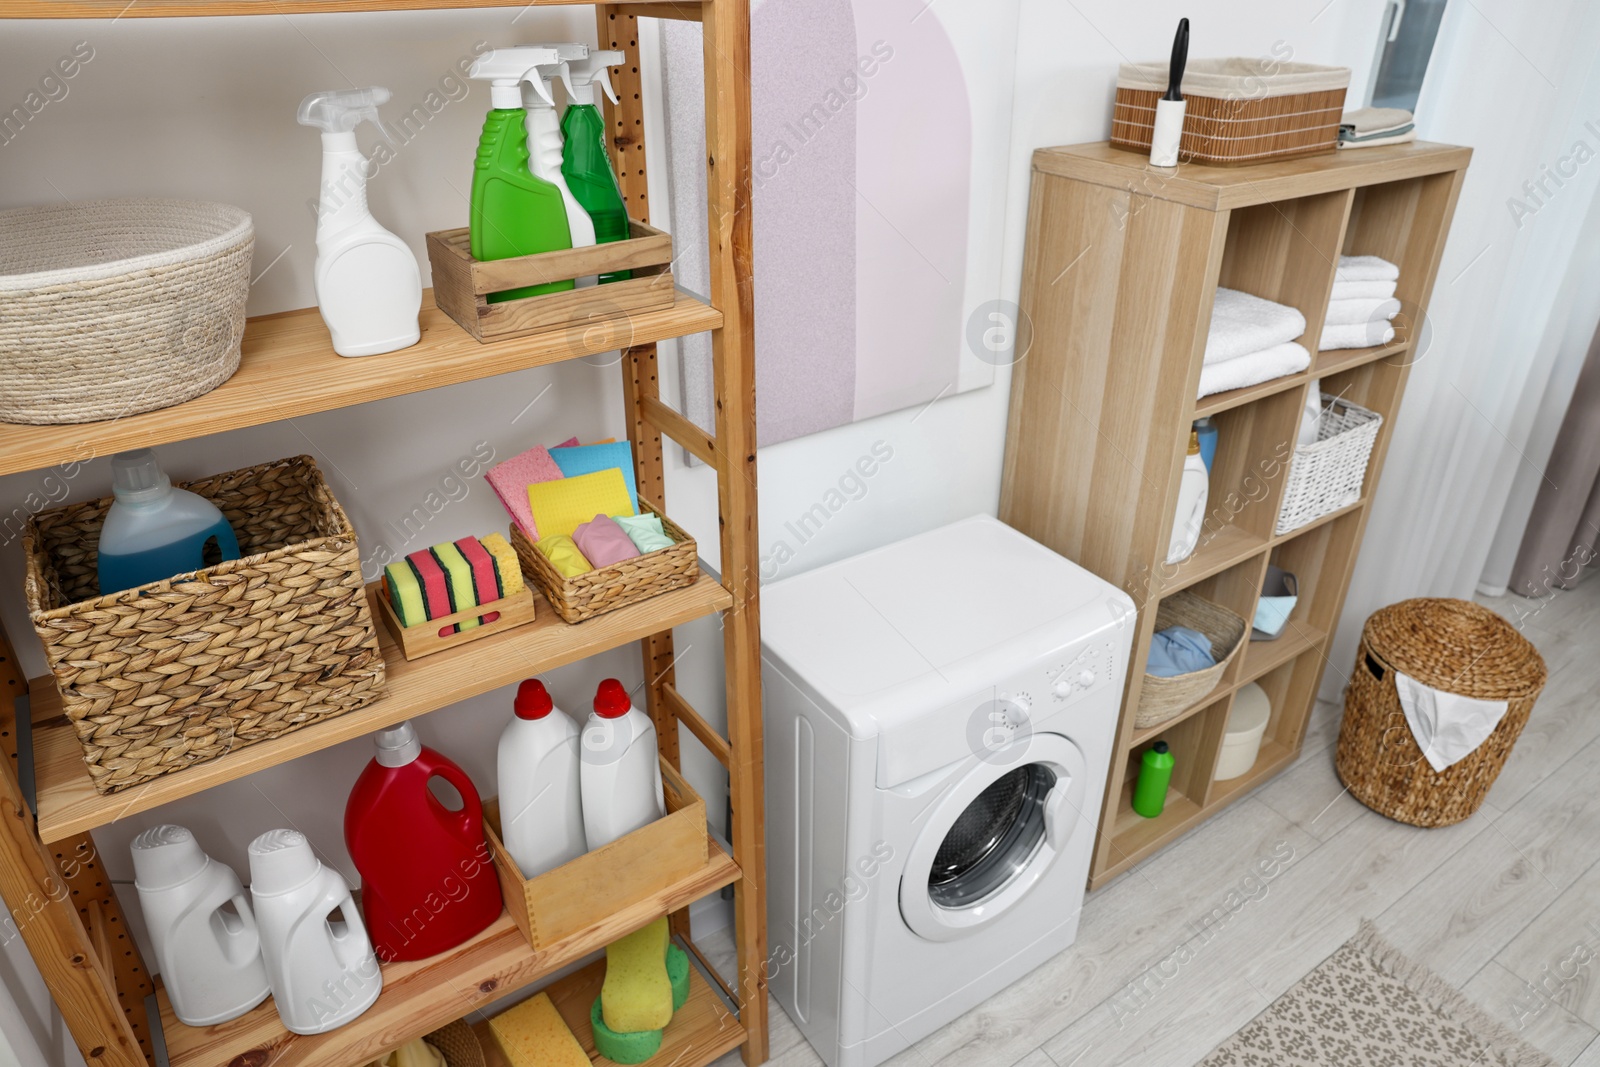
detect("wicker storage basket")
(422, 1020), (486, 1067)
(1111, 58), (1350, 166)
(1335, 599), (1546, 827)
(23, 455), (386, 795)
(1135, 592), (1247, 729)
(510, 501), (700, 624)
(0, 199), (253, 425)
(1275, 396), (1383, 535)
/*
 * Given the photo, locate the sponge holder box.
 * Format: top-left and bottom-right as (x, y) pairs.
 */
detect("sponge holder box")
(426, 221), (676, 344)
(370, 582), (538, 661)
(483, 756), (709, 951)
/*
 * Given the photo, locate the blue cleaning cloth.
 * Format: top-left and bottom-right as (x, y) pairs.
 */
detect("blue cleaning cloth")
(550, 442), (637, 509)
(1147, 626), (1217, 678)
(1254, 596), (1298, 637)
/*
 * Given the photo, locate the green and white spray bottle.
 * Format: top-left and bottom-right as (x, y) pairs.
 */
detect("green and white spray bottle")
(523, 44), (596, 277)
(562, 48), (632, 284)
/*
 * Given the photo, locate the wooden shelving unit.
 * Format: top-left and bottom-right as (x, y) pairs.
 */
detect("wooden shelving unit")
(0, 2), (766, 1066)
(1000, 140), (1470, 890)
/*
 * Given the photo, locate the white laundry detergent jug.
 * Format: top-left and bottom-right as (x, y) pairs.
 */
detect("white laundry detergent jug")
(580, 678), (664, 848)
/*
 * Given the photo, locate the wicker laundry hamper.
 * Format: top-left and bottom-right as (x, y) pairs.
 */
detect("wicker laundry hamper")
(1335, 598), (1546, 827)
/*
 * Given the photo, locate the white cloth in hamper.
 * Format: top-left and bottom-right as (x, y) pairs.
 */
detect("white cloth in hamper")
(1321, 321), (1395, 350)
(1206, 288), (1307, 365)
(1331, 279), (1397, 301)
(1395, 671), (1510, 772)
(1198, 342), (1310, 398)
(1325, 297), (1401, 327)
(1334, 255), (1400, 283)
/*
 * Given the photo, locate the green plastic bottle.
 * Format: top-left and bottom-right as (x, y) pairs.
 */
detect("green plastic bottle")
(468, 49), (574, 303)
(1132, 741), (1175, 818)
(560, 49), (631, 284)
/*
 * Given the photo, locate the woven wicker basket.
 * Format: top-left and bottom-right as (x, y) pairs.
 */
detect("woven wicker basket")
(1335, 599), (1545, 828)
(23, 455), (386, 795)
(510, 501), (699, 624)
(1135, 592), (1247, 729)
(1111, 58), (1350, 166)
(1275, 396), (1383, 535)
(0, 199), (253, 426)
(422, 1020), (486, 1067)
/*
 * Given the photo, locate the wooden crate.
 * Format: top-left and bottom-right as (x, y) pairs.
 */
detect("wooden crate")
(483, 757), (709, 950)
(426, 221), (676, 343)
(372, 583), (538, 661)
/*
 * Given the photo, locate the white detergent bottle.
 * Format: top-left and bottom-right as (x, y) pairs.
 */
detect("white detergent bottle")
(248, 829), (381, 1035)
(131, 825), (270, 1027)
(498, 679), (586, 877)
(522, 49), (597, 275)
(1166, 430), (1209, 565)
(97, 448), (242, 595)
(298, 87), (422, 357)
(580, 678), (664, 848)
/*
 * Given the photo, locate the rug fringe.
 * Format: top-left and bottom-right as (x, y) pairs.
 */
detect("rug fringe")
(1352, 920), (1559, 1067)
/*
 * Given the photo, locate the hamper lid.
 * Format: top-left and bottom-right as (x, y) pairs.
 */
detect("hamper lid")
(1363, 598), (1546, 700)
(1116, 58), (1350, 99)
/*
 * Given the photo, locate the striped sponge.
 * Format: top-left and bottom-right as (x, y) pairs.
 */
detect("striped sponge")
(383, 535), (522, 632)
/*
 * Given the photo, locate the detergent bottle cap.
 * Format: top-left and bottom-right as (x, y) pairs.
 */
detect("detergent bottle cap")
(515, 679), (554, 720)
(1152, 741), (1170, 754)
(373, 720), (422, 767)
(593, 678), (632, 719)
(1187, 430), (1200, 455)
(566, 49), (623, 106)
(130, 825), (208, 891)
(470, 46), (563, 110)
(247, 829), (320, 895)
(110, 448), (172, 506)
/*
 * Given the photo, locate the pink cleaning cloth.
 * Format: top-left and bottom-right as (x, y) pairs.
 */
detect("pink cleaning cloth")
(572, 514), (641, 567)
(486, 445), (565, 538)
(552, 436), (580, 448)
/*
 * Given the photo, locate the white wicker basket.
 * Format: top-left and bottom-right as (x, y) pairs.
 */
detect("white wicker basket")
(0, 198), (253, 425)
(1276, 396), (1383, 535)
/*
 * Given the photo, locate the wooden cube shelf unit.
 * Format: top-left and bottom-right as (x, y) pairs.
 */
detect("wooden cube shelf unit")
(1000, 141), (1470, 889)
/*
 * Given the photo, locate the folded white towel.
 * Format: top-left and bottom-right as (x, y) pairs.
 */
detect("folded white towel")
(1341, 106), (1414, 137)
(1331, 279), (1397, 301)
(1197, 342), (1310, 398)
(1324, 297), (1401, 327)
(1337, 127), (1418, 150)
(1206, 288), (1306, 366)
(1334, 255), (1399, 283)
(1320, 321), (1395, 351)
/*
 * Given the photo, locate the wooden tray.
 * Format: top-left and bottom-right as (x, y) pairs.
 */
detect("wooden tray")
(373, 582), (538, 661)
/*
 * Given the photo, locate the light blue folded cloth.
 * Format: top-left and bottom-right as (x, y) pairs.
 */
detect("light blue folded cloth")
(1254, 596), (1298, 637)
(550, 442), (638, 508)
(1147, 626), (1217, 678)
(614, 512), (675, 554)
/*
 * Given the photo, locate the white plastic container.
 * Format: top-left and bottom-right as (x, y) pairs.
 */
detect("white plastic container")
(580, 678), (665, 848)
(523, 49), (597, 260)
(1216, 682), (1271, 780)
(248, 829), (382, 1035)
(1166, 431), (1210, 564)
(131, 825), (270, 1027)
(498, 679), (586, 877)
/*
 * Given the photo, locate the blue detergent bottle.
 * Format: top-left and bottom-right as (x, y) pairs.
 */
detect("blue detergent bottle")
(96, 449), (242, 595)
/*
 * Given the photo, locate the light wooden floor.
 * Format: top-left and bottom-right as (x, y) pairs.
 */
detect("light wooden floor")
(702, 578), (1600, 1067)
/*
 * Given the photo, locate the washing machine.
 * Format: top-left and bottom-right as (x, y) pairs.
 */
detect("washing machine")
(761, 516), (1134, 1067)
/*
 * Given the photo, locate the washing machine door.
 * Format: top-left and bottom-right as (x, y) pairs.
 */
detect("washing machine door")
(898, 732), (1088, 942)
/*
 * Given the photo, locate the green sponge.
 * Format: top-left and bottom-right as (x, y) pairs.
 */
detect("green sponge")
(601, 918), (673, 1033)
(589, 997), (662, 1065)
(666, 943), (689, 1012)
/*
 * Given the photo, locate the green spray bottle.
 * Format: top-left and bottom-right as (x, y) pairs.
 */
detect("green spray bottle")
(1132, 741), (1175, 818)
(560, 49), (631, 284)
(467, 47), (573, 303)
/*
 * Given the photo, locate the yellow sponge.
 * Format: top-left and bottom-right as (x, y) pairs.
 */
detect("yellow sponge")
(480, 532), (525, 597)
(601, 917), (673, 1033)
(487, 992), (589, 1067)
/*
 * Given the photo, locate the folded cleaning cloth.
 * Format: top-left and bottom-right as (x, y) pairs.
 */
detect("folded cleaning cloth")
(550, 442), (638, 509)
(573, 513), (641, 567)
(613, 512), (675, 554)
(1395, 671), (1510, 772)
(1338, 126), (1417, 150)
(527, 468), (635, 540)
(1253, 596), (1297, 637)
(1205, 288), (1307, 365)
(486, 446), (565, 538)
(1198, 341), (1310, 398)
(1147, 626), (1217, 678)
(1320, 321), (1395, 351)
(1324, 296), (1401, 327)
(535, 533), (592, 577)
(1334, 255), (1400, 283)
(1331, 279), (1398, 301)
(1340, 106), (1414, 137)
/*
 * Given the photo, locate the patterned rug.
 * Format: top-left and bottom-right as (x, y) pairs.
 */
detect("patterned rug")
(1199, 922), (1557, 1066)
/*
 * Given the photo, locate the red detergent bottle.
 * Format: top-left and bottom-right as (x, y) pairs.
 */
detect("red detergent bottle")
(344, 721), (502, 961)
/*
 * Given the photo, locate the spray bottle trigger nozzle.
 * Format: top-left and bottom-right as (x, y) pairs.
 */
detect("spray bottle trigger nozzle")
(594, 66), (620, 105)
(297, 87), (391, 134)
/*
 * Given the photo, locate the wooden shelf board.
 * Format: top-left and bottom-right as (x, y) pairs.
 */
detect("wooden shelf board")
(1158, 524), (1268, 596)
(32, 576), (731, 844)
(1312, 339), (1410, 378)
(0, 289), (720, 481)
(1, 0), (696, 16)
(1209, 740), (1297, 806)
(1194, 367), (1312, 418)
(1270, 498), (1367, 546)
(1239, 625), (1328, 686)
(1130, 688), (1226, 748)
(1109, 786), (1205, 868)
(156, 849), (741, 1067)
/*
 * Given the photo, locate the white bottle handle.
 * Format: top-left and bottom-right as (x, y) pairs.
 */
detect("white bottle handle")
(216, 892), (263, 967)
(317, 876), (374, 974)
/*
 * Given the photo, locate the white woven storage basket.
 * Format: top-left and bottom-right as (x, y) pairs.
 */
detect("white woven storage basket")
(0, 198), (253, 425)
(1276, 396), (1383, 535)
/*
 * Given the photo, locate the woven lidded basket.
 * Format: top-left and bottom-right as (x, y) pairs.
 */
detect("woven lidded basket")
(1276, 397), (1383, 535)
(1336, 599), (1546, 828)
(1136, 592), (1247, 729)
(23, 455), (386, 795)
(1111, 58), (1350, 166)
(510, 501), (700, 624)
(0, 198), (253, 426)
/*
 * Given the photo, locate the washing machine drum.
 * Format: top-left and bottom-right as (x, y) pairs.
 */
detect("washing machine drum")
(900, 732), (1087, 941)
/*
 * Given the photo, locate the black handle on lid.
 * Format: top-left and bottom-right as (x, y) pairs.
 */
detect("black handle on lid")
(1165, 17), (1190, 101)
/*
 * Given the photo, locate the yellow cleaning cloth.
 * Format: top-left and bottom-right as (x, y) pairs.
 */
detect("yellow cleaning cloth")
(488, 992), (589, 1067)
(527, 469), (635, 540)
(535, 534), (592, 577)
(601, 917), (673, 1033)
(480, 532), (525, 597)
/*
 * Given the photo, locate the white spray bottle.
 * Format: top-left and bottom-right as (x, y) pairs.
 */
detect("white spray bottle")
(523, 46), (597, 265)
(298, 87), (422, 357)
